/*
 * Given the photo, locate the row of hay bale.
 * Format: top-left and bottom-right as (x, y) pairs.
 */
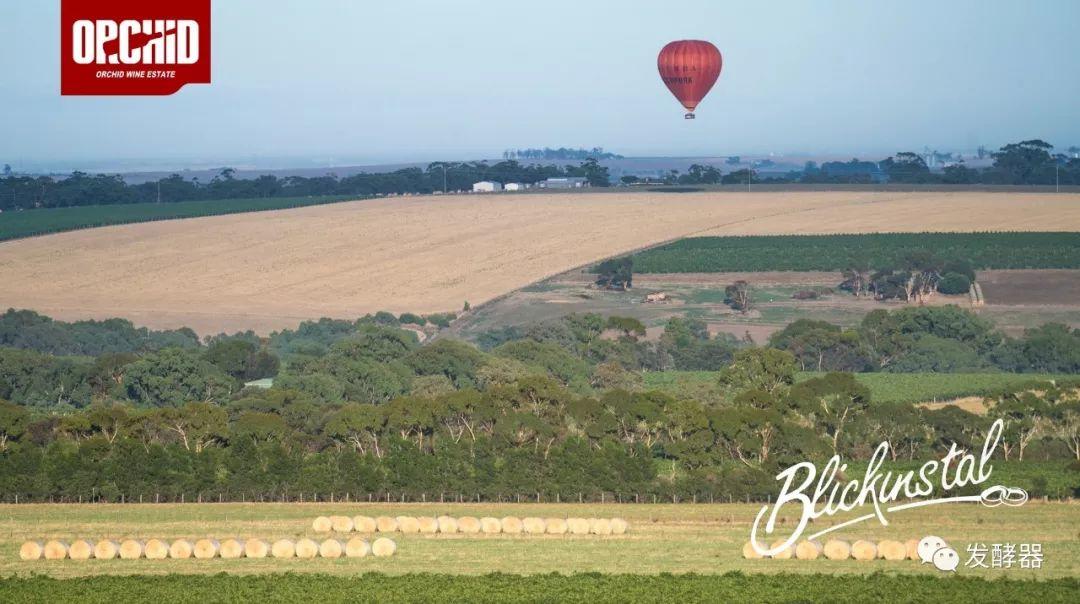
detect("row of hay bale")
(314, 515), (628, 535)
(19, 537), (396, 560)
(742, 538), (919, 561)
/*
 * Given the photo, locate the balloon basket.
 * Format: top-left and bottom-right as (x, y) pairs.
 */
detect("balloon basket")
(684, 112), (695, 120)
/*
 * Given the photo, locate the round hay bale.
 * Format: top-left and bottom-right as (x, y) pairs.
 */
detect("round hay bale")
(417, 517), (439, 534)
(879, 539), (907, 561)
(312, 516), (333, 533)
(243, 539), (268, 559)
(118, 539), (144, 560)
(396, 516), (420, 534)
(851, 539), (878, 561)
(271, 539), (296, 558)
(500, 517), (523, 534)
(144, 539), (170, 560)
(544, 518), (567, 535)
(68, 539), (95, 560)
(770, 539), (794, 559)
(193, 538), (219, 559)
(741, 541), (764, 559)
(371, 537), (397, 557)
(219, 538), (244, 559)
(610, 518), (629, 535)
(94, 540), (120, 560)
(375, 516), (398, 533)
(344, 537), (370, 558)
(522, 517), (546, 534)
(295, 538), (320, 559)
(43, 540), (69, 560)
(319, 539), (344, 558)
(457, 516), (481, 534)
(19, 541), (44, 561)
(823, 539), (851, 560)
(589, 518), (612, 535)
(353, 516), (377, 533)
(330, 515), (354, 533)
(795, 540), (823, 560)
(905, 538), (920, 561)
(480, 517), (502, 534)
(566, 518), (590, 535)
(169, 539), (194, 559)
(437, 515), (459, 534)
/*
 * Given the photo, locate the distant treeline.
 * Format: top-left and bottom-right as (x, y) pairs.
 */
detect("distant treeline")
(503, 147), (624, 161)
(0, 160), (611, 211)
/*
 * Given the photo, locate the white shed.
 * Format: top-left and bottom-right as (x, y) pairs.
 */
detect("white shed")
(472, 181), (503, 192)
(504, 182), (526, 191)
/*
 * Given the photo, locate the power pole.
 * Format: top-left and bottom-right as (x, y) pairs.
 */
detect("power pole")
(157, 180), (162, 203)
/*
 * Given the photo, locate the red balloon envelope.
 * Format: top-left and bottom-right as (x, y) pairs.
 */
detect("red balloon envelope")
(657, 40), (723, 119)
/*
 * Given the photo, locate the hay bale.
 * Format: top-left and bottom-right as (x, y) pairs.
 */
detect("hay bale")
(193, 538), (220, 559)
(742, 541), (764, 559)
(344, 537), (370, 558)
(795, 540), (823, 560)
(544, 518), (567, 535)
(19, 541), (44, 561)
(589, 518), (612, 535)
(770, 539), (794, 559)
(243, 539), (269, 559)
(353, 516), (377, 533)
(43, 540), (69, 560)
(437, 515), (459, 534)
(851, 539), (878, 561)
(905, 538), (920, 561)
(118, 539), (144, 560)
(879, 539), (907, 561)
(418, 517), (439, 534)
(610, 518), (629, 535)
(480, 517), (502, 534)
(295, 538), (320, 559)
(375, 516), (398, 533)
(823, 539), (851, 560)
(271, 539), (296, 558)
(396, 516), (420, 534)
(144, 538), (170, 560)
(219, 538), (244, 559)
(330, 515), (354, 533)
(319, 539), (344, 559)
(566, 518), (590, 535)
(312, 516), (333, 533)
(457, 516), (481, 534)
(371, 537), (397, 557)
(169, 539), (194, 559)
(500, 517), (523, 534)
(522, 517), (547, 534)
(94, 540), (120, 560)
(68, 539), (95, 560)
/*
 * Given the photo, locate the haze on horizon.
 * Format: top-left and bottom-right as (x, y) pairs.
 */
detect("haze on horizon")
(2, 0), (1078, 172)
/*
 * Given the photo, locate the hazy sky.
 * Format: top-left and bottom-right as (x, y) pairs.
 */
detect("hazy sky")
(3, 0), (1079, 170)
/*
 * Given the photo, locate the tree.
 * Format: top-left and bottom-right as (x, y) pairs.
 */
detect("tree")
(0, 399), (28, 450)
(605, 316), (646, 340)
(720, 348), (797, 396)
(788, 372), (871, 454)
(989, 391), (1049, 461)
(595, 257), (633, 290)
(990, 139), (1054, 184)
(880, 152), (931, 183)
(724, 280), (751, 313)
(160, 401), (227, 452)
(326, 403), (385, 457)
(123, 348), (235, 407)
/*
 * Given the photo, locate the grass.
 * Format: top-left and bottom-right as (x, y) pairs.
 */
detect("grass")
(0, 195), (357, 241)
(644, 371), (1076, 404)
(0, 501), (1077, 580)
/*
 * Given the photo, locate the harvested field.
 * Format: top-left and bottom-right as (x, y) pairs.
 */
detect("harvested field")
(3, 191), (1078, 335)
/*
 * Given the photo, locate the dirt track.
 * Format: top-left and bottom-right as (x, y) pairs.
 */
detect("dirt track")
(2, 191), (1079, 334)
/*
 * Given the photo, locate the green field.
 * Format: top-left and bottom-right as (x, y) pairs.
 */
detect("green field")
(0, 195), (357, 241)
(644, 371), (1076, 405)
(629, 232), (1080, 273)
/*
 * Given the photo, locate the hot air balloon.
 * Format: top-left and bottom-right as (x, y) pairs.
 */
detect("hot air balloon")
(657, 40), (722, 119)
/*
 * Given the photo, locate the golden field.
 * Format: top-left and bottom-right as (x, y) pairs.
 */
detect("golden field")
(2, 191), (1079, 334)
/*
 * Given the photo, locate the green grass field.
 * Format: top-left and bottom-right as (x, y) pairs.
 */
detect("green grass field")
(643, 371), (1076, 405)
(0, 195), (357, 241)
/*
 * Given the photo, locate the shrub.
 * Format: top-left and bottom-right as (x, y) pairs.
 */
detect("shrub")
(938, 272), (972, 295)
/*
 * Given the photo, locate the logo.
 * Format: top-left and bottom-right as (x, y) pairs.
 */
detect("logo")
(61, 0), (211, 95)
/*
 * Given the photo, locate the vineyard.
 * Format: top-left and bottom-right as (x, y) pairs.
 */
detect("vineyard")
(630, 232), (1080, 273)
(0, 195), (356, 241)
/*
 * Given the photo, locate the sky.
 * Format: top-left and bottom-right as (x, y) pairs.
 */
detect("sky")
(3, 0), (1079, 171)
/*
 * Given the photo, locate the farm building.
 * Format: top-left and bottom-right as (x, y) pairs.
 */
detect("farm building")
(538, 177), (588, 189)
(504, 182), (527, 191)
(472, 181), (503, 192)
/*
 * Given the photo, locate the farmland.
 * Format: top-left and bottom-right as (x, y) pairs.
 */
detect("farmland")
(2, 190), (1080, 335)
(0, 195), (355, 242)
